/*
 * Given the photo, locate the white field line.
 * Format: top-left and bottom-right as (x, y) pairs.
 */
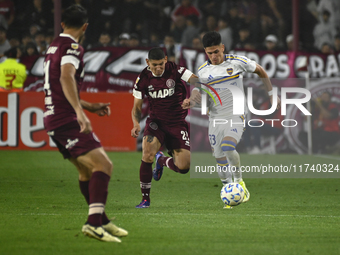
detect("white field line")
(16, 213), (62, 216)
(13, 212), (340, 218)
(314, 155), (340, 161)
(114, 212), (340, 218)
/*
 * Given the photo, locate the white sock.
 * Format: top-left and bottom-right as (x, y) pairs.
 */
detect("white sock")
(217, 166), (232, 185)
(216, 160), (232, 185)
(225, 150), (243, 183)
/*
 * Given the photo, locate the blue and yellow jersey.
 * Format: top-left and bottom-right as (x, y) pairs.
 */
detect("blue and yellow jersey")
(197, 54), (256, 118)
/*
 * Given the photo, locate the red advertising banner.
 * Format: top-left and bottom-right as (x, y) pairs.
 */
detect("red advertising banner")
(0, 91), (136, 151)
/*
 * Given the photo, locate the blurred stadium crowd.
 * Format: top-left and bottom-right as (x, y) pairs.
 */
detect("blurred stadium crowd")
(0, 0), (339, 154)
(1, 0), (340, 59)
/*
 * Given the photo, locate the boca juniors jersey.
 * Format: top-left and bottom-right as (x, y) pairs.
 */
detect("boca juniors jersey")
(198, 54), (256, 119)
(133, 61), (193, 123)
(43, 33), (85, 131)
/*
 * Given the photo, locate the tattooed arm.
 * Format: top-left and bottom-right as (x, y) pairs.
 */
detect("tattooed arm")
(131, 97), (143, 138)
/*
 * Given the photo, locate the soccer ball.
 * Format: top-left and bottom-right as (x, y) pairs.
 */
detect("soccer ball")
(220, 183), (245, 206)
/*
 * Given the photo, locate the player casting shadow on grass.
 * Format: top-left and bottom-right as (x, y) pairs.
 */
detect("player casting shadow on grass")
(43, 5), (127, 242)
(131, 47), (197, 208)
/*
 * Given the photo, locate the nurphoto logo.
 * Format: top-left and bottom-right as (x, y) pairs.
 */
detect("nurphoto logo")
(198, 83), (312, 128)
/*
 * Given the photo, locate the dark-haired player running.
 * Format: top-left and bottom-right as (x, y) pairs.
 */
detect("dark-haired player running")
(131, 47), (197, 208)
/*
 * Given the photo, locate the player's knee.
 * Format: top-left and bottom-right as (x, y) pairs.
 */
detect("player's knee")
(109, 160), (113, 172)
(221, 140), (236, 152)
(142, 151), (156, 163)
(79, 172), (91, 181)
(77, 166), (92, 181)
(177, 161), (190, 172)
(103, 159), (113, 175)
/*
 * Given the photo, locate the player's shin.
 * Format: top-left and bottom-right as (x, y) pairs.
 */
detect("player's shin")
(216, 159), (232, 185)
(87, 171), (110, 226)
(79, 180), (90, 204)
(221, 143), (250, 202)
(157, 156), (181, 173)
(79, 180), (111, 224)
(226, 150), (242, 183)
(140, 161), (152, 202)
(221, 141), (242, 183)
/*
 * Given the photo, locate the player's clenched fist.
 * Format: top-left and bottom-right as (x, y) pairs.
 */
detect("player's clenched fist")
(131, 125), (141, 138)
(182, 90), (201, 109)
(181, 98), (189, 109)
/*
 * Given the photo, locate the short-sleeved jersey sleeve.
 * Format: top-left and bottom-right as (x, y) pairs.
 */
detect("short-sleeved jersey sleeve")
(171, 62), (193, 83)
(233, 55), (257, 73)
(60, 43), (82, 69)
(179, 66), (193, 82)
(132, 75), (145, 99)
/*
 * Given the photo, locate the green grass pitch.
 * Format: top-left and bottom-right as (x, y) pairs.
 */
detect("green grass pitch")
(0, 151), (339, 255)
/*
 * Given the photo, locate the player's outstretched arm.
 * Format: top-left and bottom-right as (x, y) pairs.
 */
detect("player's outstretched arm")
(182, 74), (201, 109)
(131, 98), (143, 138)
(60, 63), (92, 134)
(253, 63), (281, 110)
(187, 73), (198, 84)
(80, 100), (111, 117)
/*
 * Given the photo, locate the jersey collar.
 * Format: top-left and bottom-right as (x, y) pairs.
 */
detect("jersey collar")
(59, 33), (77, 42)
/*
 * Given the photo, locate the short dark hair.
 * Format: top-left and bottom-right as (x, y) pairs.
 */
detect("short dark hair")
(202, 31), (221, 48)
(25, 42), (39, 55)
(148, 47), (165, 60)
(62, 5), (88, 29)
(4, 47), (18, 58)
